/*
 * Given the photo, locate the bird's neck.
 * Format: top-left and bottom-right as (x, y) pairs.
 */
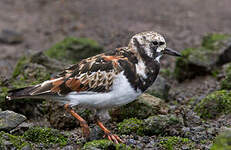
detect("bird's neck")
(128, 47), (160, 92)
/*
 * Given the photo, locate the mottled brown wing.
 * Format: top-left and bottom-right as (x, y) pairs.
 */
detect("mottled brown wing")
(29, 53), (125, 96)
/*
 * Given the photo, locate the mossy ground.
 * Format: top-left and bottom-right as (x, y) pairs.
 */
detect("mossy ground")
(0, 131), (31, 150)
(11, 55), (51, 88)
(195, 90), (231, 119)
(82, 139), (131, 150)
(211, 130), (231, 150)
(156, 136), (195, 150)
(23, 127), (68, 147)
(117, 118), (144, 135)
(142, 115), (183, 136)
(45, 37), (103, 63)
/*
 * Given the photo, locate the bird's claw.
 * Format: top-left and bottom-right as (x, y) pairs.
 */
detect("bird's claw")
(103, 133), (124, 144)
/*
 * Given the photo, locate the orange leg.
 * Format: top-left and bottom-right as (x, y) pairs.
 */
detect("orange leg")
(64, 104), (90, 137)
(96, 120), (124, 144)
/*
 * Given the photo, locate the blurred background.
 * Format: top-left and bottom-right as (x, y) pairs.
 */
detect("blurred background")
(0, 0), (231, 76)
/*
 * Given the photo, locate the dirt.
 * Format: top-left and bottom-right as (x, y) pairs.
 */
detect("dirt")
(0, 0), (231, 77)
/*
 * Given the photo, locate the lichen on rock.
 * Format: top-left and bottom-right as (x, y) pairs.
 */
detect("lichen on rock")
(142, 114), (183, 136)
(0, 110), (27, 131)
(0, 131), (31, 150)
(110, 93), (168, 122)
(45, 37), (103, 63)
(82, 139), (131, 150)
(156, 136), (196, 150)
(211, 129), (231, 150)
(174, 33), (231, 82)
(220, 63), (231, 90)
(195, 90), (231, 119)
(23, 126), (68, 147)
(117, 118), (144, 135)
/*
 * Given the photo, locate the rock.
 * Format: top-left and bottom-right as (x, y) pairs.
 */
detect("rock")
(220, 63), (231, 90)
(110, 93), (169, 122)
(195, 90), (231, 119)
(174, 33), (231, 82)
(0, 110), (26, 131)
(117, 114), (184, 137)
(142, 114), (184, 136)
(6, 52), (65, 119)
(217, 39), (231, 65)
(0, 87), (8, 110)
(147, 75), (171, 100)
(30, 52), (66, 71)
(23, 126), (68, 148)
(48, 102), (78, 129)
(10, 122), (34, 136)
(82, 139), (131, 150)
(211, 129), (231, 150)
(12, 54), (52, 82)
(0, 29), (24, 44)
(0, 76), (8, 109)
(117, 118), (144, 135)
(48, 102), (94, 129)
(0, 131), (31, 150)
(44, 37), (103, 63)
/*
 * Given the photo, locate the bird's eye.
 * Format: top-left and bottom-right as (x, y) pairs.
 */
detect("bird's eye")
(159, 42), (165, 45)
(152, 41), (158, 45)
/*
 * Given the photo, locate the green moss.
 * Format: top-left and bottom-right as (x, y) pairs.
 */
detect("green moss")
(0, 131), (31, 150)
(157, 136), (195, 150)
(82, 139), (131, 150)
(110, 94), (167, 122)
(45, 37), (103, 63)
(12, 56), (28, 78)
(202, 33), (230, 50)
(142, 115), (183, 136)
(174, 48), (195, 81)
(117, 118), (144, 135)
(11, 55), (51, 89)
(195, 90), (231, 119)
(0, 87), (8, 109)
(211, 130), (231, 150)
(23, 127), (67, 147)
(174, 33), (230, 81)
(221, 64), (231, 90)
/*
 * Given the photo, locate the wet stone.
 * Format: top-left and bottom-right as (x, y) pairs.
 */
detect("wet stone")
(0, 110), (27, 131)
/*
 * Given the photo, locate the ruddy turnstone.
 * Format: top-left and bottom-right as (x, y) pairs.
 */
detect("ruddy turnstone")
(6, 31), (181, 143)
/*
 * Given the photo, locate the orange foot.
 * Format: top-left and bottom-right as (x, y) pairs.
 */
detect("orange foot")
(104, 133), (124, 144)
(64, 104), (90, 137)
(97, 120), (124, 144)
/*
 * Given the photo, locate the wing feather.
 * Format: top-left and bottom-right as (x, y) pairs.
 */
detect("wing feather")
(29, 53), (124, 96)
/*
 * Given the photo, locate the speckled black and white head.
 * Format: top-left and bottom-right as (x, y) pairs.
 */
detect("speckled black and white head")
(128, 31), (181, 62)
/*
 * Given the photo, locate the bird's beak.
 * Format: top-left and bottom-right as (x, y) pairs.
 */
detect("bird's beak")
(163, 48), (181, 57)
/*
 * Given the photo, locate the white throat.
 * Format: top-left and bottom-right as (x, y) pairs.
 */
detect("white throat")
(155, 55), (162, 62)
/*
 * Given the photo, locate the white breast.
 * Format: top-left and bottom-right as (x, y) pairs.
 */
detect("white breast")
(65, 72), (142, 109)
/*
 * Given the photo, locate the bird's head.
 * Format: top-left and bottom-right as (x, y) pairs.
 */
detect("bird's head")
(128, 31), (181, 62)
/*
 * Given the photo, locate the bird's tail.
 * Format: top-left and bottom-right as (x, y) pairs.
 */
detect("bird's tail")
(6, 85), (41, 100)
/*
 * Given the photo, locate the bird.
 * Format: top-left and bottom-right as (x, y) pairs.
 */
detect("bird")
(6, 31), (181, 144)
